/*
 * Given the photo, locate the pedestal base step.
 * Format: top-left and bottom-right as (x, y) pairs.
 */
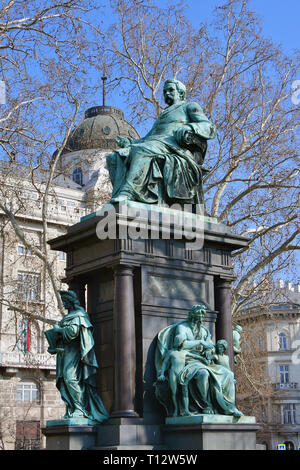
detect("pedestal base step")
(91, 445), (167, 451)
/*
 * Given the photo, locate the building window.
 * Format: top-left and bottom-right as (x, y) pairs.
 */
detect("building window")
(279, 333), (288, 350)
(72, 167), (83, 186)
(17, 320), (31, 353)
(17, 272), (41, 301)
(17, 245), (33, 256)
(16, 320), (42, 354)
(281, 404), (297, 425)
(58, 251), (66, 261)
(15, 421), (40, 450)
(279, 365), (289, 384)
(16, 381), (39, 403)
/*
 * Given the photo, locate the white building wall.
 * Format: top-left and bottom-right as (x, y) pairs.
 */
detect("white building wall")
(0, 148), (113, 449)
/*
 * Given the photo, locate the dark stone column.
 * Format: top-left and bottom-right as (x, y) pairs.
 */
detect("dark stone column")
(111, 264), (138, 418)
(214, 277), (234, 369)
(86, 277), (98, 317)
(68, 278), (86, 310)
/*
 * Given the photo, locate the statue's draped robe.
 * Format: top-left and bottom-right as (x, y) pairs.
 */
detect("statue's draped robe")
(106, 101), (216, 204)
(155, 321), (239, 416)
(53, 308), (108, 422)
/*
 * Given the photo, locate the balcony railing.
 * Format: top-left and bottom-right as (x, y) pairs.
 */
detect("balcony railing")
(0, 351), (56, 369)
(272, 382), (298, 390)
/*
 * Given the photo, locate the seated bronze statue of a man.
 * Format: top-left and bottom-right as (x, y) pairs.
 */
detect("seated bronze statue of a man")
(106, 79), (216, 206)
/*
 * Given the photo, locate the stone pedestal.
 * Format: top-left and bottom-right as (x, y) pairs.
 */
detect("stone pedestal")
(164, 415), (260, 450)
(45, 203), (254, 450)
(94, 417), (164, 450)
(42, 424), (97, 450)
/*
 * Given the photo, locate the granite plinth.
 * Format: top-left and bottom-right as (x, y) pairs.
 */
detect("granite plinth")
(165, 414), (256, 425)
(46, 417), (99, 427)
(164, 415), (260, 450)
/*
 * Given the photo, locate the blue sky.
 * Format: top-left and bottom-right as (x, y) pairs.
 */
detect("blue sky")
(183, 0), (299, 54)
(100, 0), (299, 113)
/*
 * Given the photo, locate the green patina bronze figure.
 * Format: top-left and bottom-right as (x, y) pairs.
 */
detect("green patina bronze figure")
(233, 325), (243, 364)
(154, 304), (242, 418)
(44, 290), (109, 423)
(157, 333), (206, 417)
(213, 339), (231, 370)
(106, 79), (216, 205)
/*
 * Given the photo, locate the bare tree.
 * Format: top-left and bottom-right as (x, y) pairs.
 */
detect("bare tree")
(233, 311), (274, 423)
(101, 0), (299, 302)
(0, 2), (106, 448)
(101, 0), (207, 123)
(232, 278), (298, 434)
(0, 0), (105, 321)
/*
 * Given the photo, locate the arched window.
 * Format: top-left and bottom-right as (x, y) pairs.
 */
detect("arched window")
(72, 167), (83, 186)
(284, 441), (295, 450)
(279, 332), (288, 350)
(17, 380), (40, 403)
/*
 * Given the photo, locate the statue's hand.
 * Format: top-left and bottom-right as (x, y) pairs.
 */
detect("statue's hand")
(116, 136), (131, 148)
(157, 374), (166, 382)
(174, 126), (194, 146)
(53, 323), (63, 333)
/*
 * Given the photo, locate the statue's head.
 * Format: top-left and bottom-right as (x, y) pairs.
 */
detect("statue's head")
(234, 325), (243, 333)
(187, 304), (207, 323)
(59, 290), (80, 310)
(216, 339), (228, 354)
(163, 79), (186, 104)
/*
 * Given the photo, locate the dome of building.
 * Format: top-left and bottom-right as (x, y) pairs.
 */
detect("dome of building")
(64, 105), (139, 152)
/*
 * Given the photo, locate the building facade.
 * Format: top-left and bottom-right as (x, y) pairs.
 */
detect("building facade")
(237, 281), (300, 450)
(0, 104), (139, 449)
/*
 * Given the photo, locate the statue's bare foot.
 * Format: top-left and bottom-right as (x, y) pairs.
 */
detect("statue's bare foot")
(184, 410), (193, 416)
(71, 410), (85, 418)
(233, 410), (243, 417)
(172, 408), (178, 417)
(202, 407), (214, 414)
